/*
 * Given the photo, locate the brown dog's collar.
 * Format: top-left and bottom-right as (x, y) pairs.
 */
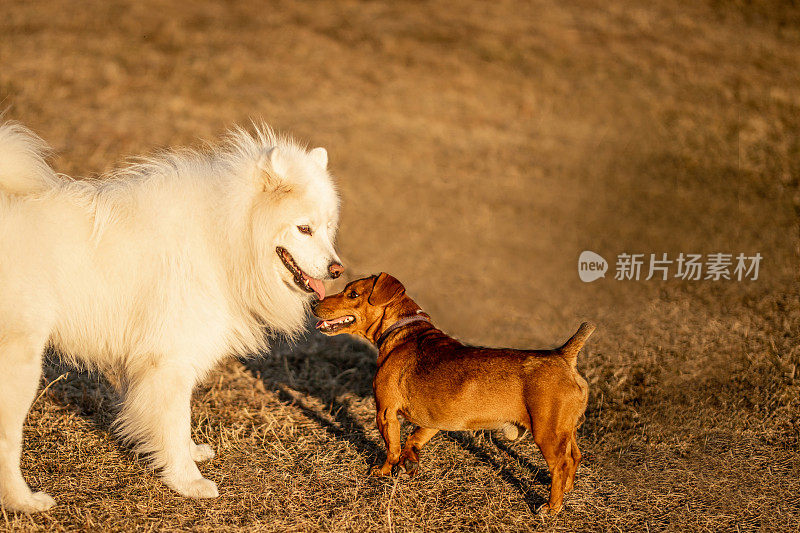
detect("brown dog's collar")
(375, 312), (431, 349)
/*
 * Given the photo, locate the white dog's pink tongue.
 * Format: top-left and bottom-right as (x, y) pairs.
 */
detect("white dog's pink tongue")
(308, 278), (325, 300)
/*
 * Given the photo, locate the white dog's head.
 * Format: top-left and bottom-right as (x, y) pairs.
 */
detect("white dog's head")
(250, 142), (342, 302)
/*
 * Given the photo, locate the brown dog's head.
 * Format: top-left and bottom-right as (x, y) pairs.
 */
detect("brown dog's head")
(313, 273), (407, 341)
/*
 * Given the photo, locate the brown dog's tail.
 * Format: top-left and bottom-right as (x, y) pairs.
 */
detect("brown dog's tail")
(558, 322), (596, 367)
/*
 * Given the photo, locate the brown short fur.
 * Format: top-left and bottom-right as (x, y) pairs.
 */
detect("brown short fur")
(313, 273), (594, 514)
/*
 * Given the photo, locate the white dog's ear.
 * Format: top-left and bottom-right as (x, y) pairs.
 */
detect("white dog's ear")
(257, 147), (290, 191)
(308, 147), (328, 169)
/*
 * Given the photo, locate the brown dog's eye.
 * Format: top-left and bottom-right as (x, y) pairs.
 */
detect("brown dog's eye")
(348, 290), (359, 298)
(297, 225), (312, 236)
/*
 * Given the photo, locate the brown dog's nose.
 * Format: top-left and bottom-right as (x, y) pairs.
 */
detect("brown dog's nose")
(328, 262), (344, 279)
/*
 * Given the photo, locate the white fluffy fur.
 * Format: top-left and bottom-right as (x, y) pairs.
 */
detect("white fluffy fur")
(0, 121), (341, 512)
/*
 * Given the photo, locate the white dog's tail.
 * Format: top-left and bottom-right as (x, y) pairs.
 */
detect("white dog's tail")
(0, 121), (59, 194)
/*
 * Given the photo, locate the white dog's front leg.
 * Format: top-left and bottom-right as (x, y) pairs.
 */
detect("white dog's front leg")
(0, 334), (56, 513)
(117, 366), (218, 499)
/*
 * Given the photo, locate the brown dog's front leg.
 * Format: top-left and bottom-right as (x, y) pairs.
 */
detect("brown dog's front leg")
(398, 427), (438, 475)
(372, 405), (401, 476)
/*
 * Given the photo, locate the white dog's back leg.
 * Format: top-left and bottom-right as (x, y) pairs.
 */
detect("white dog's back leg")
(190, 441), (216, 463)
(116, 365), (218, 499)
(0, 332), (56, 513)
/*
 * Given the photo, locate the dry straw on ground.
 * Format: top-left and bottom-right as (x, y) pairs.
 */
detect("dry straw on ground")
(1, 0), (799, 531)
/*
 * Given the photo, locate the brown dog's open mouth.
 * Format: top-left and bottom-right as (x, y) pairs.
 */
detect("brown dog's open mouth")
(276, 247), (325, 299)
(315, 315), (355, 333)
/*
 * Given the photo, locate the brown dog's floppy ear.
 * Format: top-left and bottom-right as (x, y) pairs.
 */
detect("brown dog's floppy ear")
(368, 273), (405, 306)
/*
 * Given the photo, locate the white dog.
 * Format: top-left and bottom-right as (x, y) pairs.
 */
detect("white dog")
(0, 121), (343, 512)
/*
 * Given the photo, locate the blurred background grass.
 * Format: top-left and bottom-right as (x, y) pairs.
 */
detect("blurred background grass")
(1, 0), (799, 530)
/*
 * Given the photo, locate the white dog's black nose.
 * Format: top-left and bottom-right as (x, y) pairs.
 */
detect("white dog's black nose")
(328, 262), (344, 279)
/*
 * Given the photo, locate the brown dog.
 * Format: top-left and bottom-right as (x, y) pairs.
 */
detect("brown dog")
(313, 273), (594, 514)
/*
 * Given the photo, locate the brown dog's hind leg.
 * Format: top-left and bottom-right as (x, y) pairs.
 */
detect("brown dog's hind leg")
(534, 432), (571, 514)
(372, 405), (402, 476)
(564, 430), (581, 493)
(399, 427), (438, 475)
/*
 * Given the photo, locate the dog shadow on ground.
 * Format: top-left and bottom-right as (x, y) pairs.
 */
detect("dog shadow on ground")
(39, 355), (116, 428)
(242, 324), (384, 463)
(444, 432), (551, 512)
(35, 353), (155, 478)
(245, 322), (551, 512)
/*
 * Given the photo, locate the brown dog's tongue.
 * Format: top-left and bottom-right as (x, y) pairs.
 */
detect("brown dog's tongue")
(308, 278), (325, 300)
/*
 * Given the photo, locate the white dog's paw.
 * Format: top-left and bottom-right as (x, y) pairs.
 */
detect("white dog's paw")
(1, 491), (56, 513)
(191, 443), (215, 462)
(168, 476), (219, 499)
(182, 477), (219, 498)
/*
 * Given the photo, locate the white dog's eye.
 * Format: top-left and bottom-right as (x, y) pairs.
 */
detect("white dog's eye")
(297, 225), (312, 236)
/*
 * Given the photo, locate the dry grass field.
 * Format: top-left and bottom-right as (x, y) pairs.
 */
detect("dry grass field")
(1, 0), (799, 530)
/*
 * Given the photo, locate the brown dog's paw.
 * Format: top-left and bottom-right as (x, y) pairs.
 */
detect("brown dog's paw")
(370, 463), (394, 477)
(536, 503), (563, 516)
(400, 459), (419, 477)
(397, 450), (420, 477)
